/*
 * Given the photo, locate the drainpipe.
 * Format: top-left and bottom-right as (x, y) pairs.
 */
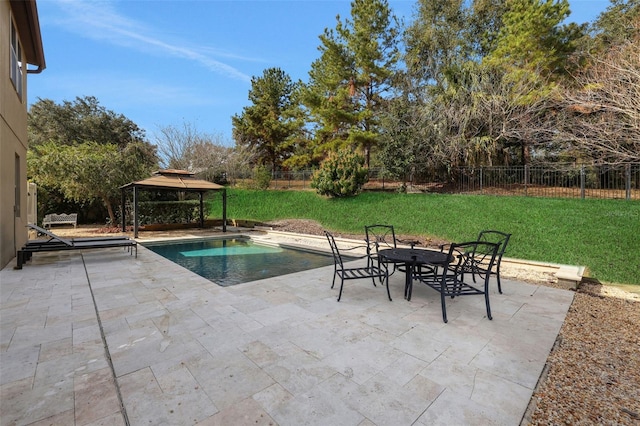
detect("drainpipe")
(27, 65), (44, 74)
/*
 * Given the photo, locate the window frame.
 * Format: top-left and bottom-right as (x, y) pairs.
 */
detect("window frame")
(10, 14), (24, 101)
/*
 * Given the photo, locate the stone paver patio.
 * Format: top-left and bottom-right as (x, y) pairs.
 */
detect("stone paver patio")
(0, 234), (574, 425)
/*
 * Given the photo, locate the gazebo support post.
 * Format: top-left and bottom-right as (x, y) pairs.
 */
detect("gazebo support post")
(199, 192), (204, 228)
(121, 189), (126, 232)
(222, 189), (227, 232)
(133, 186), (139, 238)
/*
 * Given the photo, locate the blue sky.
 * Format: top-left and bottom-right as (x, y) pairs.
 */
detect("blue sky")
(28, 0), (611, 145)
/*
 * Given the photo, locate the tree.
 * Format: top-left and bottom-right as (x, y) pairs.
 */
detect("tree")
(589, 0), (640, 51)
(404, 0), (472, 90)
(304, 0), (400, 166)
(378, 92), (421, 184)
(396, 0), (511, 174)
(29, 141), (156, 224)
(232, 67), (305, 172)
(27, 96), (158, 224)
(560, 34), (640, 163)
(484, 0), (582, 81)
(28, 96), (147, 148)
(480, 0), (585, 165)
(155, 121), (235, 183)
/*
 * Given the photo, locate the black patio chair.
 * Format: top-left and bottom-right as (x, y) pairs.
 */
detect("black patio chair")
(364, 224), (397, 271)
(324, 230), (391, 302)
(365, 224), (422, 278)
(413, 241), (499, 323)
(476, 230), (511, 293)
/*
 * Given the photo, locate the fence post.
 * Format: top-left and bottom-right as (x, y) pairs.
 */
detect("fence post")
(524, 165), (529, 196)
(480, 167), (483, 194)
(580, 165), (586, 199)
(626, 163), (631, 200)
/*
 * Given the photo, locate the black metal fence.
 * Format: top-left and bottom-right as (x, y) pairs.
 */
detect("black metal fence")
(452, 164), (639, 200)
(231, 163), (640, 200)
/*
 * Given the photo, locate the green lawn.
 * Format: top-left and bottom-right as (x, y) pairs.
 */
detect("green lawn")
(208, 189), (640, 286)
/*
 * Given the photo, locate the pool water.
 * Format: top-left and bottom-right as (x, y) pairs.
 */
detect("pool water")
(143, 237), (337, 287)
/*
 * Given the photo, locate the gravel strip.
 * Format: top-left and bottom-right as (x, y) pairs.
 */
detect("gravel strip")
(527, 282), (640, 425)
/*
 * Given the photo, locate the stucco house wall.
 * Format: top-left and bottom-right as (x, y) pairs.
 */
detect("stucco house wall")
(0, 0), (45, 269)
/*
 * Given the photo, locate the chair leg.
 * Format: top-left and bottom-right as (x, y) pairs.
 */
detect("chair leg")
(16, 250), (24, 269)
(485, 292), (492, 320)
(385, 273), (392, 301)
(337, 277), (345, 302)
(370, 275), (378, 287)
(485, 278), (493, 320)
(440, 290), (448, 323)
(377, 259), (386, 284)
(496, 268), (503, 294)
(331, 267), (337, 289)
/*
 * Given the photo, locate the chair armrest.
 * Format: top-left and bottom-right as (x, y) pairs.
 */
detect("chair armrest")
(338, 244), (369, 259)
(438, 243), (451, 252)
(397, 238), (420, 248)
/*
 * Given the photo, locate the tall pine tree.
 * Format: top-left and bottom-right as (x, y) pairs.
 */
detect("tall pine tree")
(232, 68), (304, 172)
(303, 0), (400, 167)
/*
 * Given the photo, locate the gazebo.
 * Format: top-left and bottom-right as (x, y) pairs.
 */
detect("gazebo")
(120, 169), (227, 238)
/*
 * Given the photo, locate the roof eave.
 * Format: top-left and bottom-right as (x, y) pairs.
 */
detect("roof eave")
(10, 0), (46, 72)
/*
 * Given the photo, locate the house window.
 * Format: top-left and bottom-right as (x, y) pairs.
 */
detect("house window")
(10, 15), (23, 100)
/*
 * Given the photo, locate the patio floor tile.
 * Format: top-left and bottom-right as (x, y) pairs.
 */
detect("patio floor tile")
(0, 239), (574, 425)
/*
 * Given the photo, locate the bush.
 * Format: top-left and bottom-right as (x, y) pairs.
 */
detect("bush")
(311, 150), (369, 197)
(252, 165), (272, 190)
(138, 200), (210, 225)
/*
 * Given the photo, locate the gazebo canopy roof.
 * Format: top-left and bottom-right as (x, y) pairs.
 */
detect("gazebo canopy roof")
(121, 170), (224, 192)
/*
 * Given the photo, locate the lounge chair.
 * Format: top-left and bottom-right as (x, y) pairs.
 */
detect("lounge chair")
(16, 224), (137, 269)
(26, 224), (130, 245)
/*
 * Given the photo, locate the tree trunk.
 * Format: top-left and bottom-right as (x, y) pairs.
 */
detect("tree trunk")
(364, 145), (371, 168)
(522, 141), (531, 166)
(104, 197), (116, 225)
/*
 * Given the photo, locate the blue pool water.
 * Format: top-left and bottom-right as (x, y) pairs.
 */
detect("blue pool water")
(143, 237), (337, 287)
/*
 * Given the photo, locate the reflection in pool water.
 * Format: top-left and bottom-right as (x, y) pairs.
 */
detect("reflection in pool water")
(143, 237), (336, 287)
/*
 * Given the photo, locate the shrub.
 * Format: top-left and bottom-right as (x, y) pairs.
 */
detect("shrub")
(138, 200), (210, 225)
(252, 165), (272, 190)
(311, 150), (369, 197)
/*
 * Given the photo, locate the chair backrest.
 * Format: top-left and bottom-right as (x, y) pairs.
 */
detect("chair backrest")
(477, 230), (511, 262)
(365, 224), (397, 257)
(447, 241), (500, 279)
(324, 230), (344, 269)
(27, 223), (73, 246)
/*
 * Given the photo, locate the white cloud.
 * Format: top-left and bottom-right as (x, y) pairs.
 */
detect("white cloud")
(51, 0), (252, 82)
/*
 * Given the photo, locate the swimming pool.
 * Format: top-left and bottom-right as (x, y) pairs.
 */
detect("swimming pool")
(142, 237), (338, 286)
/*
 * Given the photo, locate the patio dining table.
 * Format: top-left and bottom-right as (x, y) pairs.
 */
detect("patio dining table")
(379, 248), (452, 300)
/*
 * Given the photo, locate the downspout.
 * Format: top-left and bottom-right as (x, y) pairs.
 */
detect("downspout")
(27, 65), (44, 74)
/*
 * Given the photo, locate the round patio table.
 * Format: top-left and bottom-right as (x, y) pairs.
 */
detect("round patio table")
(378, 248), (452, 300)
